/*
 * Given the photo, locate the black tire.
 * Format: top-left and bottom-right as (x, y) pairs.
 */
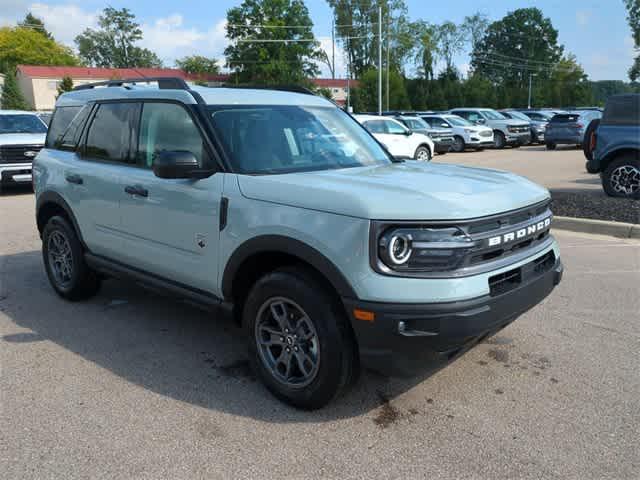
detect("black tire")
(452, 135), (465, 153)
(583, 119), (600, 161)
(414, 145), (432, 161)
(474, 147), (485, 152)
(243, 266), (358, 410)
(494, 131), (506, 149)
(546, 142), (557, 150)
(601, 155), (640, 199)
(42, 215), (101, 300)
(585, 161), (599, 174)
(512, 143), (521, 149)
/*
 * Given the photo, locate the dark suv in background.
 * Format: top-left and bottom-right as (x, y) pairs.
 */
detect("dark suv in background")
(545, 110), (602, 150)
(588, 94), (640, 198)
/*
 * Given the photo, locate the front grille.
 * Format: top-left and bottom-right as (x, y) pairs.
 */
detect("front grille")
(0, 145), (42, 164)
(507, 125), (529, 134)
(479, 130), (493, 137)
(489, 250), (555, 296)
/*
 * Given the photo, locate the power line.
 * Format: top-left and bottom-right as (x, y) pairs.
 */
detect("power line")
(474, 51), (565, 67)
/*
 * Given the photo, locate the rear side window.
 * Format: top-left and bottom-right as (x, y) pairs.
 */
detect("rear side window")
(363, 120), (387, 134)
(602, 95), (640, 126)
(45, 106), (81, 148)
(137, 103), (208, 169)
(55, 105), (91, 151)
(84, 103), (137, 163)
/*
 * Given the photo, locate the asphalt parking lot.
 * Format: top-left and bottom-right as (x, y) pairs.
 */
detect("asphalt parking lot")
(1, 171), (639, 479)
(435, 144), (600, 194)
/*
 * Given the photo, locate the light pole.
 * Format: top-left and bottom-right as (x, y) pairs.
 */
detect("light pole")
(378, 5), (382, 115)
(527, 73), (537, 109)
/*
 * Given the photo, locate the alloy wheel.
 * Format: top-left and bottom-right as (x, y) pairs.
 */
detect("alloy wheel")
(255, 297), (320, 388)
(47, 230), (74, 287)
(610, 165), (640, 196)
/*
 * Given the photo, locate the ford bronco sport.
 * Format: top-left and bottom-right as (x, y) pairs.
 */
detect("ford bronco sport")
(33, 78), (563, 409)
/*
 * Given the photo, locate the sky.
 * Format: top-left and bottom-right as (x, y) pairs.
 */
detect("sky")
(0, 0), (635, 82)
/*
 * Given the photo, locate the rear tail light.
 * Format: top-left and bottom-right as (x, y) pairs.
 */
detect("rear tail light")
(574, 123), (584, 129)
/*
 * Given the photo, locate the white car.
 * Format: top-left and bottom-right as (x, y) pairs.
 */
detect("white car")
(0, 110), (48, 191)
(421, 114), (494, 153)
(354, 114), (434, 161)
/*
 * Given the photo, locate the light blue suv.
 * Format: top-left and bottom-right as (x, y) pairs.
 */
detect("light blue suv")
(33, 78), (563, 409)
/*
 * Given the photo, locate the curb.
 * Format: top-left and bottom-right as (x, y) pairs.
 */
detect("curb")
(553, 216), (640, 239)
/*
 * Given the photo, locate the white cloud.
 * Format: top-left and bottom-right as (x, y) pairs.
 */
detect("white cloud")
(576, 10), (591, 27)
(29, 2), (97, 44)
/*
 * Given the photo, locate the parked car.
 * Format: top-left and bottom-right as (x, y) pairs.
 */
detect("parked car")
(501, 109), (547, 144)
(421, 114), (494, 152)
(354, 114), (435, 160)
(34, 78), (563, 409)
(449, 108), (530, 149)
(587, 93), (640, 198)
(544, 110), (602, 150)
(391, 115), (454, 154)
(0, 110), (48, 192)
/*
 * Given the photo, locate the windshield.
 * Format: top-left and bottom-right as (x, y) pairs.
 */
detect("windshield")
(209, 105), (391, 174)
(447, 116), (472, 127)
(482, 110), (507, 120)
(403, 118), (428, 130)
(506, 111), (530, 121)
(0, 114), (47, 134)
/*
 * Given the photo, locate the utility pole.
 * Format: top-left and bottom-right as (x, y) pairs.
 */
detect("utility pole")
(386, 13), (390, 111)
(331, 20), (336, 80)
(527, 73), (536, 109)
(378, 5), (382, 115)
(346, 37), (351, 112)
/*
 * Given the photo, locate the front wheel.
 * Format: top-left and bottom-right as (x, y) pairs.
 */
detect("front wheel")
(244, 267), (358, 410)
(494, 131), (506, 149)
(602, 155), (640, 198)
(546, 142), (557, 150)
(414, 145), (432, 161)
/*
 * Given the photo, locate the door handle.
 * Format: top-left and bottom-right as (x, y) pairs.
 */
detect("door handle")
(124, 185), (148, 197)
(65, 174), (83, 185)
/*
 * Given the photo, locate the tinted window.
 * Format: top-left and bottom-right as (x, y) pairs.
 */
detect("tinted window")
(602, 94), (640, 126)
(56, 105), (91, 151)
(0, 114), (47, 135)
(364, 120), (387, 134)
(550, 114), (580, 123)
(46, 107), (81, 148)
(84, 103), (136, 163)
(137, 103), (208, 169)
(385, 120), (407, 134)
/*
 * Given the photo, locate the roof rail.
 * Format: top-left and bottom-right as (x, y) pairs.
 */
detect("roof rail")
(73, 77), (190, 91)
(216, 84), (317, 96)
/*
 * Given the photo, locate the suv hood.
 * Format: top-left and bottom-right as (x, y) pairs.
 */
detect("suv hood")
(488, 119), (529, 128)
(237, 162), (549, 220)
(0, 133), (46, 146)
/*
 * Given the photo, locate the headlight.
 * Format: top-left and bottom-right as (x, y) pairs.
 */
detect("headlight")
(377, 226), (475, 273)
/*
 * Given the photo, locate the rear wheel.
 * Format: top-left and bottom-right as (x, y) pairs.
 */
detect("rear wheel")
(414, 145), (432, 161)
(546, 142), (557, 150)
(602, 155), (640, 198)
(452, 136), (465, 153)
(494, 131), (506, 149)
(583, 119), (600, 161)
(244, 267), (357, 409)
(42, 216), (101, 300)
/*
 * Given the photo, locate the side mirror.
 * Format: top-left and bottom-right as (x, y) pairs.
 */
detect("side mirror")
(475, 118), (486, 125)
(404, 129), (412, 136)
(153, 151), (200, 179)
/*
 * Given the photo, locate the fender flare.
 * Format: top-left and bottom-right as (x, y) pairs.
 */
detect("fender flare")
(36, 191), (86, 247)
(221, 235), (358, 301)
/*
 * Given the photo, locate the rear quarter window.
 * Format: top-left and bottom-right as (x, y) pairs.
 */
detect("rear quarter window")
(550, 114), (579, 123)
(45, 106), (82, 148)
(602, 95), (640, 126)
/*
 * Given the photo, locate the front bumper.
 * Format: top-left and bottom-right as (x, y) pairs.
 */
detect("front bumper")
(344, 255), (563, 376)
(433, 138), (454, 153)
(506, 133), (531, 145)
(0, 163), (33, 185)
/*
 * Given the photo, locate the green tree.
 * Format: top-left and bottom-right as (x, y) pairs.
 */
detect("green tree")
(590, 80), (640, 105)
(56, 76), (74, 97)
(461, 13), (489, 52)
(436, 21), (466, 71)
(462, 74), (496, 107)
(354, 67), (410, 111)
(625, 0), (640, 80)
(471, 8), (563, 101)
(327, 0), (408, 78)
(20, 12), (53, 40)
(75, 7), (162, 68)
(0, 27), (78, 74)
(411, 21), (438, 80)
(175, 55), (220, 75)
(544, 56), (593, 107)
(1, 70), (30, 110)
(225, 0), (321, 85)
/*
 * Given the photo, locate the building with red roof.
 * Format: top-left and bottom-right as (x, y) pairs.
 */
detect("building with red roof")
(15, 65), (356, 110)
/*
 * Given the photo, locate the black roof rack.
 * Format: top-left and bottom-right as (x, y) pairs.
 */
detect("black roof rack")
(216, 84), (317, 96)
(73, 77), (190, 91)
